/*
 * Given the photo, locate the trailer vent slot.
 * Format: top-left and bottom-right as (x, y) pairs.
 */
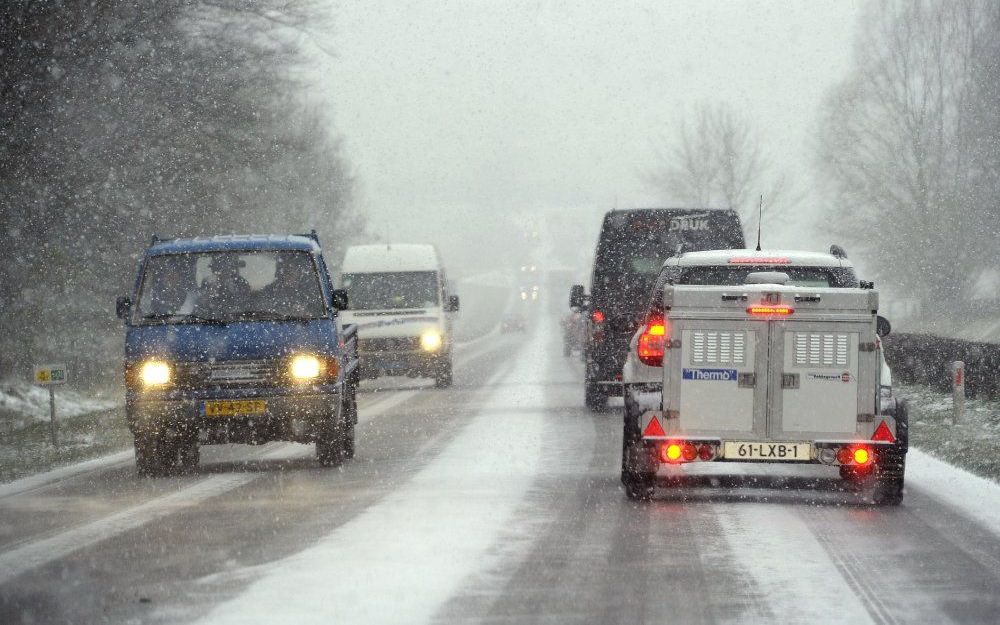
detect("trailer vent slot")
(691, 331), (746, 365)
(793, 332), (849, 368)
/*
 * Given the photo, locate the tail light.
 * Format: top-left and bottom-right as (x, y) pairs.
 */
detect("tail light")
(853, 447), (872, 465)
(698, 444), (715, 461)
(591, 309), (605, 324)
(681, 443), (697, 461)
(747, 305), (794, 316)
(637, 315), (667, 367)
(661, 442), (683, 463)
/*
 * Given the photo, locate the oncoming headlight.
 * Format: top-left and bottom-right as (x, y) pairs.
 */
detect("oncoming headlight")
(420, 331), (443, 352)
(140, 361), (171, 387)
(290, 354), (322, 381)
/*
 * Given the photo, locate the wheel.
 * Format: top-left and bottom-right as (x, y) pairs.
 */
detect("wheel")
(341, 383), (358, 460)
(434, 356), (453, 389)
(177, 438), (200, 472)
(621, 391), (655, 500)
(135, 435), (164, 477)
(316, 402), (347, 467)
(585, 381), (607, 411)
(135, 434), (172, 477)
(872, 447), (906, 506)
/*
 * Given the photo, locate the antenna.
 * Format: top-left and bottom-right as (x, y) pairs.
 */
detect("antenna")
(755, 194), (763, 251)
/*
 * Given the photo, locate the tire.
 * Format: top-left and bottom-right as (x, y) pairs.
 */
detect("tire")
(872, 447), (906, 506)
(134, 435), (165, 477)
(585, 381), (607, 411)
(177, 438), (200, 473)
(342, 382), (358, 460)
(316, 401), (347, 467)
(621, 391), (655, 500)
(434, 356), (453, 389)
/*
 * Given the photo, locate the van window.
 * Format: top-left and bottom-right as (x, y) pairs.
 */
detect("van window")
(135, 251), (326, 323)
(343, 271), (439, 310)
(678, 265), (858, 288)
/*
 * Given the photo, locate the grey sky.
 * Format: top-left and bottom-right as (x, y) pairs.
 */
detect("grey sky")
(317, 1), (864, 272)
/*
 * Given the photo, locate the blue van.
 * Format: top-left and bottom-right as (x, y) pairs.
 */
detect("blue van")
(116, 233), (359, 476)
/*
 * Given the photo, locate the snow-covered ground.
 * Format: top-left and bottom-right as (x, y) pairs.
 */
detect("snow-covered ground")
(0, 380), (118, 428)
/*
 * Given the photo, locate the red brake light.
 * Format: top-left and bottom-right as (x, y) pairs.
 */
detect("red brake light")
(681, 443), (697, 461)
(729, 256), (791, 264)
(637, 317), (667, 367)
(747, 305), (794, 316)
(591, 309), (605, 324)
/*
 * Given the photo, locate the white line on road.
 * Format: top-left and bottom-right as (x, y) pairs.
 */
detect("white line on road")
(197, 329), (549, 625)
(0, 335), (512, 585)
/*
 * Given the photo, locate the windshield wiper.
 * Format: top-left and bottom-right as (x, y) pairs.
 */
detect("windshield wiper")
(140, 313), (227, 325)
(227, 311), (318, 322)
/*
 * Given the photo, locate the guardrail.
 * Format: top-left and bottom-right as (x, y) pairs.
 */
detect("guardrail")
(882, 333), (1000, 399)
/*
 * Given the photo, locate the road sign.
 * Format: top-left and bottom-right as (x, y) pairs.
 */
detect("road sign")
(34, 364), (68, 386)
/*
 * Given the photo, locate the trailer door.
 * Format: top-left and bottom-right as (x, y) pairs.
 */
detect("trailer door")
(768, 320), (873, 439)
(672, 320), (768, 439)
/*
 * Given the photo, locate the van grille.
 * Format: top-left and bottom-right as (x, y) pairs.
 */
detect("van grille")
(174, 360), (280, 388)
(793, 333), (849, 367)
(358, 337), (421, 353)
(691, 331), (746, 365)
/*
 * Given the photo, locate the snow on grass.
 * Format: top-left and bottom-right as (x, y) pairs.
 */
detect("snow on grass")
(0, 380), (118, 425)
(197, 331), (546, 625)
(907, 449), (1000, 540)
(900, 383), (1000, 482)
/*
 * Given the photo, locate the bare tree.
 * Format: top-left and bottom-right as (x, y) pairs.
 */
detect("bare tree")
(817, 0), (994, 311)
(642, 102), (792, 230)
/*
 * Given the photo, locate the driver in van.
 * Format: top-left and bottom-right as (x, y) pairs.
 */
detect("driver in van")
(199, 254), (252, 313)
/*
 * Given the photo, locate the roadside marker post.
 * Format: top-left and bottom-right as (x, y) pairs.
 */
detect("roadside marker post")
(33, 364), (67, 447)
(951, 361), (965, 425)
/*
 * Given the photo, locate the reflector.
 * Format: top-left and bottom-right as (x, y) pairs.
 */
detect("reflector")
(642, 416), (666, 438)
(871, 420), (896, 443)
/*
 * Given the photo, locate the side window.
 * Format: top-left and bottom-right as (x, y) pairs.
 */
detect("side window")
(646, 266), (678, 318)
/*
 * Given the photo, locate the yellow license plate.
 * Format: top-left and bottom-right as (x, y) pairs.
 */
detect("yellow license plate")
(203, 400), (267, 417)
(723, 441), (812, 461)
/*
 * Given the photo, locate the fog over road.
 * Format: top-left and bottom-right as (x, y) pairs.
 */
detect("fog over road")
(2, 322), (1000, 624)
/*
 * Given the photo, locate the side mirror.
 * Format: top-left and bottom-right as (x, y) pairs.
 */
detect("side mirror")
(876, 315), (891, 337)
(446, 295), (460, 312)
(569, 285), (585, 309)
(331, 289), (350, 311)
(116, 296), (132, 320)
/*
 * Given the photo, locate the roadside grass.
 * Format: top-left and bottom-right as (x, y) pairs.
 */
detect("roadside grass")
(901, 383), (1000, 482)
(0, 406), (131, 483)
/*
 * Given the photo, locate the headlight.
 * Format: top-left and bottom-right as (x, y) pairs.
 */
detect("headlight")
(420, 330), (443, 352)
(290, 354), (321, 380)
(140, 361), (171, 386)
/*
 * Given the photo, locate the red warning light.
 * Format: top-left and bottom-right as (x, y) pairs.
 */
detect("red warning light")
(729, 257), (791, 265)
(591, 309), (606, 324)
(642, 416), (666, 438)
(871, 421), (896, 443)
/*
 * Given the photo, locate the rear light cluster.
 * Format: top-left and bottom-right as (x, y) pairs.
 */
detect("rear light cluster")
(637, 316), (668, 367)
(658, 441), (716, 464)
(818, 445), (874, 466)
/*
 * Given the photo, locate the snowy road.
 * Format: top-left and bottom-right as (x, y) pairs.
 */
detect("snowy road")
(2, 325), (1000, 624)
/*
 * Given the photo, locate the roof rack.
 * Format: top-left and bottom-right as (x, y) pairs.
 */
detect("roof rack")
(298, 229), (320, 244)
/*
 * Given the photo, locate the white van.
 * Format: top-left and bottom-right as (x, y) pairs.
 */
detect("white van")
(339, 244), (459, 387)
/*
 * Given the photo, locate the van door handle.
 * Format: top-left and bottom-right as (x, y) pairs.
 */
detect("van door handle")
(782, 373), (800, 389)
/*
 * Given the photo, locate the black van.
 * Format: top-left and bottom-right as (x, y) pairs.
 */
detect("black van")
(570, 208), (744, 410)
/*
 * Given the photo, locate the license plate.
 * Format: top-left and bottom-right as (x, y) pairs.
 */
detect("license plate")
(723, 441), (812, 461)
(203, 399), (267, 417)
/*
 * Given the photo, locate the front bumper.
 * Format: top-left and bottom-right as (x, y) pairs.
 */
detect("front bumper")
(359, 350), (444, 378)
(127, 391), (340, 444)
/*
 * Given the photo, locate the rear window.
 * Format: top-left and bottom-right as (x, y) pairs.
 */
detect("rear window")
(591, 210), (744, 312)
(678, 265), (858, 288)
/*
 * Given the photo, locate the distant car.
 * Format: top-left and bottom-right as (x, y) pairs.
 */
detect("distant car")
(501, 314), (527, 333)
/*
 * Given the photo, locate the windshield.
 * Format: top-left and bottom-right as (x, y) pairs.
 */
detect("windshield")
(342, 271), (439, 310)
(134, 251), (326, 323)
(679, 265), (858, 288)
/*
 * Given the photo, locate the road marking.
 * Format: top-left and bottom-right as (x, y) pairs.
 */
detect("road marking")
(198, 328), (547, 625)
(0, 443), (307, 586)
(712, 503), (875, 625)
(0, 451), (135, 500)
(0, 335), (513, 584)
